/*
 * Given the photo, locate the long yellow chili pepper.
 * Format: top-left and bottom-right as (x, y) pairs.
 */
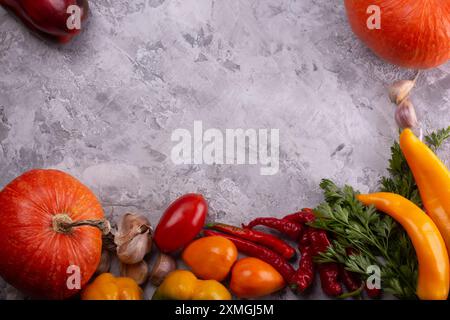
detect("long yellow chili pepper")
(400, 128), (450, 255)
(358, 192), (449, 300)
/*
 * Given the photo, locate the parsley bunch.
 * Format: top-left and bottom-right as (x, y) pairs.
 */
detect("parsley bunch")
(312, 126), (450, 299)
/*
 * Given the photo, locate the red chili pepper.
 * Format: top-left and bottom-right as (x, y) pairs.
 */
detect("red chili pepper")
(1, 0), (89, 43)
(365, 284), (382, 298)
(243, 218), (302, 241)
(346, 248), (381, 298)
(308, 228), (343, 296)
(290, 245), (315, 293)
(308, 228), (331, 254)
(203, 229), (295, 282)
(318, 263), (342, 296)
(206, 223), (296, 260)
(299, 226), (314, 246)
(283, 208), (316, 224)
(339, 265), (361, 293)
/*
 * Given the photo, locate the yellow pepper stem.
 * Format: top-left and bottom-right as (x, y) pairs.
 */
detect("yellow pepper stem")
(358, 192), (449, 300)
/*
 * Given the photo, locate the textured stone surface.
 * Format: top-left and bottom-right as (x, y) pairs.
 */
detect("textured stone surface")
(0, 0), (449, 300)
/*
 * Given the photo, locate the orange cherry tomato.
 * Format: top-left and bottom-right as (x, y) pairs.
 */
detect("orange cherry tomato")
(182, 236), (237, 281)
(230, 257), (285, 298)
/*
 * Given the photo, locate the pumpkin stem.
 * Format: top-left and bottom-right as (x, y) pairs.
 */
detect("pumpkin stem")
(52, 213), (111, 235)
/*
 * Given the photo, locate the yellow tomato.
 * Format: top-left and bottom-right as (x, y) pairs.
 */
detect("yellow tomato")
(182, 236), (238, 281)
(230, 257), (285, 298)
(81, 273), (143, 300)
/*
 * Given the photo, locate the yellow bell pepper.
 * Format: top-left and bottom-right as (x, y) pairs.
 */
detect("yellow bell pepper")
(81, 273), (143, 300)
(400, 128), (450, 255)
(152, 270), (231, 300)
(358, 192), (449, 300)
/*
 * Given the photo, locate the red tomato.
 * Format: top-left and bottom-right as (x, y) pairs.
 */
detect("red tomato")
(0, 0), (89, 43)
(154, 194), (207, 253)
(0, 169), (104, 299)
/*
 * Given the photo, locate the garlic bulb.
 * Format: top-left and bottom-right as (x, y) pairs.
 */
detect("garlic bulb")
(114, 213), (152, 264)
(120, 261), (148, 285)
(395, 99), (418, 129)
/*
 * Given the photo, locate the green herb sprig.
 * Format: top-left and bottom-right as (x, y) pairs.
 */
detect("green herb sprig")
(425, 126), (450, 151)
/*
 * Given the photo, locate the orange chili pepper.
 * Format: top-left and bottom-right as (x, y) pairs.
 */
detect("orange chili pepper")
(400, 128), (450, 255)
(358, 192), (449, 300)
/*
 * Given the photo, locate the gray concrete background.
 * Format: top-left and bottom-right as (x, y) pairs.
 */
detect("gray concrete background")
(0, 0), (449, 299)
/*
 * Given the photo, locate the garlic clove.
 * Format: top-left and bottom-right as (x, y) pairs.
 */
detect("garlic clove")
(389, 80), (415, 105)
(95, 249), (111, 274)
(149, 253), (177, 286)
(117, 232), (152, 264)
(114, 213), (152, 264)
(115, 213), (152, 247)
(395, 99), (418, 129)
(120, 260), (148, 285)
(388, 72), (420, 105)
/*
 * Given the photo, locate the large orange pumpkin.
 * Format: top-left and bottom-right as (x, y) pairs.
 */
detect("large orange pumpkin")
(345, 0), (450, 69)
(0, 169), (104, 299)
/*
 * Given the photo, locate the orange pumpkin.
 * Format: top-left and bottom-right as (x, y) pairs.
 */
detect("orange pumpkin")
(345, 0), (450, 69)
(0, 169), (105, 299)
